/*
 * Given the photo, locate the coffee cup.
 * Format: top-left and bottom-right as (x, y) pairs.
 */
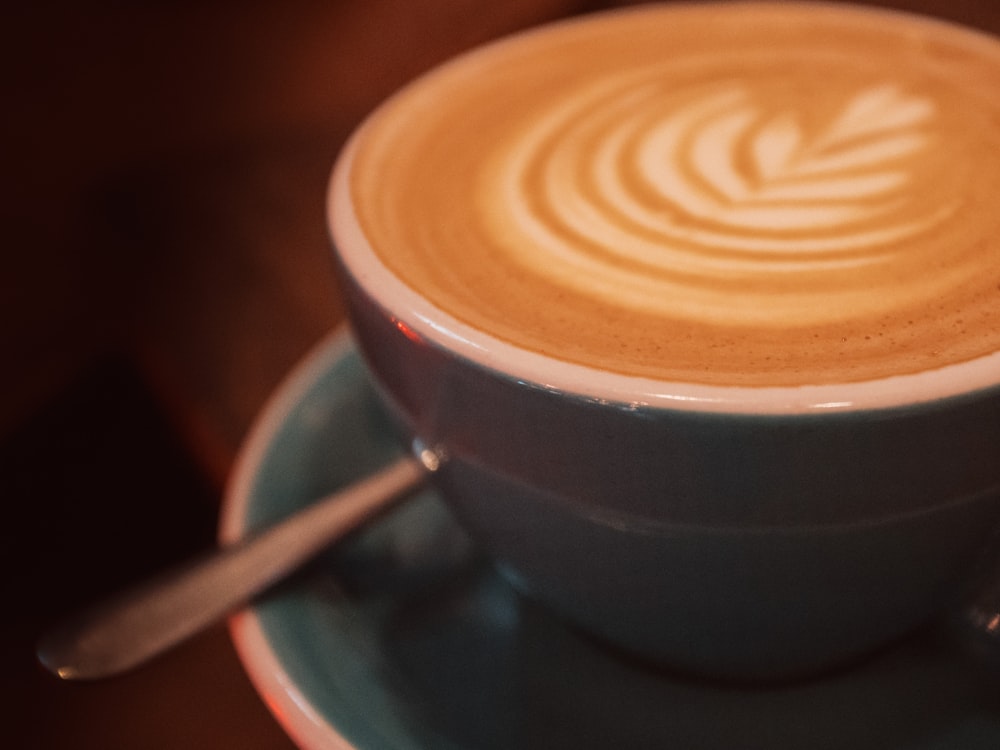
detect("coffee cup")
(327, 1), (1000, 680)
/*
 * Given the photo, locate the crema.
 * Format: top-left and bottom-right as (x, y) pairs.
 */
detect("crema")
(341, 2), (1000, 387)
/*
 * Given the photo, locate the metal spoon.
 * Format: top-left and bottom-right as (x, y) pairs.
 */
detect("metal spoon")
(40, 442), (1000, 683)
(37, 451), (435, 681)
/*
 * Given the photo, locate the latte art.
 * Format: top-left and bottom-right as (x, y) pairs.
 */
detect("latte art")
(336, 3), (1000, 387)
(490, 75), (958, 325)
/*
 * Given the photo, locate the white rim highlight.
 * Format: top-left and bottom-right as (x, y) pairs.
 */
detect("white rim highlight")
(330, 139), (1000, 414)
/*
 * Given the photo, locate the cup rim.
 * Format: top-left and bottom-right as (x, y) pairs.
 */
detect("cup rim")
(329, 139), (1000, 416)
(327, 2), (1000, 416)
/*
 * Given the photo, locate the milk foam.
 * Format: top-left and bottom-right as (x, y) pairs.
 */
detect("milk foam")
(487, 75), (957, 325)
(335, 2), (1000, 393)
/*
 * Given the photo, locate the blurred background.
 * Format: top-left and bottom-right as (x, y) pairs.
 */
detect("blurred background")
(4, 1), (999, 747)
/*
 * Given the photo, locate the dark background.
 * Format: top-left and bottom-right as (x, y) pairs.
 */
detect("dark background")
(4, 1), (1000, 747)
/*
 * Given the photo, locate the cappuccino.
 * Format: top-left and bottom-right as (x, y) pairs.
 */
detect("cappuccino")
(335, 2), (1000, 390)
(328, 3), (1000, 679)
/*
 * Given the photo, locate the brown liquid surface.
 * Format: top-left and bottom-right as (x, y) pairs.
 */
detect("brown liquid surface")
(345, 2), (1000, 386)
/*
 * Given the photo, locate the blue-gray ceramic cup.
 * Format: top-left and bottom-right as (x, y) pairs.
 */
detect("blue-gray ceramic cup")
(326, 4), (1000, 681)
(330, 279), (1000, 680)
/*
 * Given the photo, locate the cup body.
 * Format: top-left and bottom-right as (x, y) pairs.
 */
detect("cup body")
(332, 262), (1000, 679)
(327, 3), (1000, 680)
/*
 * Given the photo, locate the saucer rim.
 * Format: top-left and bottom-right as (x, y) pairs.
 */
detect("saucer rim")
(215, 325), (1000, 750)
(220, 326), (358, 750)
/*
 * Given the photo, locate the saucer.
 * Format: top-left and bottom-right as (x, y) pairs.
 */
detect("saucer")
(221, 328), (1000, 750)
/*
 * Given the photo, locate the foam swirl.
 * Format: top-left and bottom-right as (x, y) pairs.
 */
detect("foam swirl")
(485, 74), (959, 325)
(343, 3), (1000, 386)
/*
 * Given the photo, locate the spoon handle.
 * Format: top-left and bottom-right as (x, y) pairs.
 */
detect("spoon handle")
(37, 455), (426, 681)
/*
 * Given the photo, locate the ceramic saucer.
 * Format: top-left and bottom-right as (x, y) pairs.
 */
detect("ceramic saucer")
(221, 328), (1000, 750)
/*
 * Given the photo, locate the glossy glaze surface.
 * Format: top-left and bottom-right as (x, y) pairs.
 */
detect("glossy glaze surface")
(222, 332), (1000, 749)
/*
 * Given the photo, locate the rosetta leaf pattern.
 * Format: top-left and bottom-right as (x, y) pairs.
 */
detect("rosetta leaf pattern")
(751, 84), (933, 189)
